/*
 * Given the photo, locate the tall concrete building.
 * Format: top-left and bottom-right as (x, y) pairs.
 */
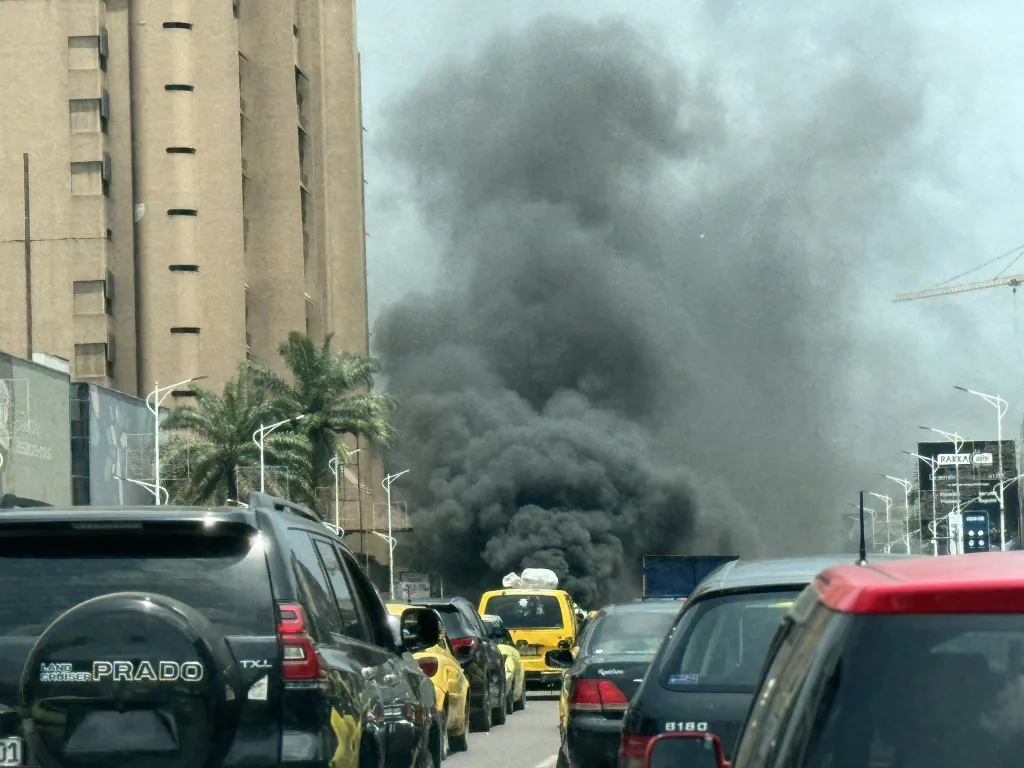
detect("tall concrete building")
(0, 0), (369, 403)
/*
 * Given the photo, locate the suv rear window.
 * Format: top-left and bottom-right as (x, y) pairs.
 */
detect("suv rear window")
(0, 525), (274, 636)
(662, 589), (800, 691)
(794, 613), (1024, 767)
(483, 594), (564, 629)
(586, 608), (678, 656)
(430, 607), (474, 639)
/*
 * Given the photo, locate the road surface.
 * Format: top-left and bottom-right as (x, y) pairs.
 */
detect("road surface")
(448, 695), (561, 768)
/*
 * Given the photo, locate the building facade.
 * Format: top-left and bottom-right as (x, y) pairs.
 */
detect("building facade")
(0, 0), (369, 402)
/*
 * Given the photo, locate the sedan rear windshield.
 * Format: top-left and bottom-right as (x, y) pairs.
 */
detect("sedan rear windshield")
(661, 589), (800, 691)
(586, 609), (679, 656)
(483, 594), (564, 630)
(796, 614), (1024, 767)
(0, 525), (275, 636)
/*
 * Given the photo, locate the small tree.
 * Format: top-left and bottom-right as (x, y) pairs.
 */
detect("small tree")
(163, 366), (312, 505)
(246, 332), (396, 505)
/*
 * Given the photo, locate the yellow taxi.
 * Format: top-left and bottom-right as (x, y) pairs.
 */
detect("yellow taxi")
(480, 613), (527, 712)
(386, 602), (471, 753)
(478, 588), (578, 690)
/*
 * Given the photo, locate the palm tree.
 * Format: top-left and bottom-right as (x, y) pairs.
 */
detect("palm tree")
(162, 366), (312, 505)
(246, 332), (396, 504)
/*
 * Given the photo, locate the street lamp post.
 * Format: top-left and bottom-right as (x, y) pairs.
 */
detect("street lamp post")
(903, 450), (942, 556)
(847, 503), (878, 553)
(881, 475), (914, 554)
(328, 446), (362, 536)
(146, 376), (206, 504)
(381, 469), (409, 601)
(252, 415), (306, 493)
(868, 492), (894, 553)
(328, 457), (341, 528)
(955, 386), (1010, 551)
(920, 426), (965, 553)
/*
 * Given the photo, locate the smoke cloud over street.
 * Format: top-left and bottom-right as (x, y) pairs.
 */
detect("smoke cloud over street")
(375, 7), (936, 602)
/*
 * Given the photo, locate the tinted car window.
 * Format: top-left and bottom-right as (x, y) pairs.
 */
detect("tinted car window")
(791, 614), (1024, 768)
(430, 606), (474, 638)
(484, 594), (564, 629)
(0, 526), (274, 636)
(312, 537), (370, 643)
(286, 529), (345, 639)
(585, 609), (678, 656)
(663, 590), (800, 691)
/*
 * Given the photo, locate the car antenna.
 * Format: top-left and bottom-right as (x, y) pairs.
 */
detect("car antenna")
(857, 490), (868, 565)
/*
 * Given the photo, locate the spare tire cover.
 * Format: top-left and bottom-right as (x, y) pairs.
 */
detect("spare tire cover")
(19, 592), (243, 768)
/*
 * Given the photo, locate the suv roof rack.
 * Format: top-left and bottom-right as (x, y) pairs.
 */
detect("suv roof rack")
(247, 492), (321, 524)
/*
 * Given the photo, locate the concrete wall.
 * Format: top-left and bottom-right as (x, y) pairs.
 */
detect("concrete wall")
(0, 352), (72, 505)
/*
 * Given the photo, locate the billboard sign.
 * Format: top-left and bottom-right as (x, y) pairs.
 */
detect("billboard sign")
(915, 440), (1020, 554)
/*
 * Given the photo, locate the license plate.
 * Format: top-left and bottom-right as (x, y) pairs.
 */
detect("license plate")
(0, 738), (22, 766)
(521, 646), (539, 656)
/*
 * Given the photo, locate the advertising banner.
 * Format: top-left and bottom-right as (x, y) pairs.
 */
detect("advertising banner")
(915, 440), (1019, 553)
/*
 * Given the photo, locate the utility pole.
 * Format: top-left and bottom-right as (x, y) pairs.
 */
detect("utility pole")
(23, 154), (33, 358)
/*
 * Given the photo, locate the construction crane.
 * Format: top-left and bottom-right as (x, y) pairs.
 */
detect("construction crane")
(894, 243), (1024, 302)
(894, 273), (1024, 302)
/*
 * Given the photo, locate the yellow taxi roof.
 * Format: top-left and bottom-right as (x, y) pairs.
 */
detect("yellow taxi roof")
(480, 588), (570, 599)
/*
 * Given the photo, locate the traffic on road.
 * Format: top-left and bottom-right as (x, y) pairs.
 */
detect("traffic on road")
(5, 496), (1024, 767)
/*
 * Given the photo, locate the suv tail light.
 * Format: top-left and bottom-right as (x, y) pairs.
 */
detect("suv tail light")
(450, 636), (478, 657)
(569, 679), (630, 713)
(277, 602), (324, 680)
(417, 657), (439, 678)
(619, 733), (654, 768)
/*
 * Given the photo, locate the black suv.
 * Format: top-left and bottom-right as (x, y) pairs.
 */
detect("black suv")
(0, 492), (444, 768)
(416, 598), (508, 732)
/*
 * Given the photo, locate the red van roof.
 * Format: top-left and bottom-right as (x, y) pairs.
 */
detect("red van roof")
(814, 552), (1024, 614)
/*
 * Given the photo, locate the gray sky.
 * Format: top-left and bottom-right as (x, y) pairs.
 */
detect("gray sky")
(358, 1), (1024, 524)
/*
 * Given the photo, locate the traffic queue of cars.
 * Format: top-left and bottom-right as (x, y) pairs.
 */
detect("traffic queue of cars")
(541, 550), (1024, 768)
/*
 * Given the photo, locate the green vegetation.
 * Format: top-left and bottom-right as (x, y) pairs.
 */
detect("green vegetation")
(162, 332), (394, 511)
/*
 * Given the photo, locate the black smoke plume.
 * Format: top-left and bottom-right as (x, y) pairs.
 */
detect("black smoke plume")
(375, 9), (928, 604)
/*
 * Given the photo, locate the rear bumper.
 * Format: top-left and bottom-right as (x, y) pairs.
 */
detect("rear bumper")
(566, 714), (624, 768)
(525, 670), (563, 688)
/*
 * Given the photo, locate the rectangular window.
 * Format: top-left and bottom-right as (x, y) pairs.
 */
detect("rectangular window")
(69, 99), (101, 132)
(0, 523), (275, 636)
(70, 161), (103, 196)
(74, 342), (107, 377)
(313, 537), (370, 642)
(73, 280), (107, 314)
(68, 36), (100, 70)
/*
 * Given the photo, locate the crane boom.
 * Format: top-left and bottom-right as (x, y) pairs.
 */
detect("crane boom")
(893, 273), (1024, 302)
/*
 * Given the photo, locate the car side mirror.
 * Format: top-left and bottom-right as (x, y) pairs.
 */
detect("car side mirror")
(545, 649), (574, 668)
(398, 607), (442, 653)
(645, 733), (729, 768)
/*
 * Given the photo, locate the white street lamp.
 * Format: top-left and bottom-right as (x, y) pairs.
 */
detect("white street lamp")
(146, 376), (206, 505)
(113, 473), (169, 505)
(328, 446), (361, 530)
(920, 426), (966, 552)
(252, 414), (306, 493)
(903, 450), (943, 556)
(847, 503), (878, 553)
(381, 469), (409, 601)
(955, 386), (1010, 551)
(881, 475), (915, 554)
(868, 492), (894, 553)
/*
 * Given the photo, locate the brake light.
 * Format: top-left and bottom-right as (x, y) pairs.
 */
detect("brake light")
(569, 678), (630, 712)
(277, 602), (324, 680)
(450, 636), (478, 656)
(417, 657), (439, 677)
(619, 733), (654, 767)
